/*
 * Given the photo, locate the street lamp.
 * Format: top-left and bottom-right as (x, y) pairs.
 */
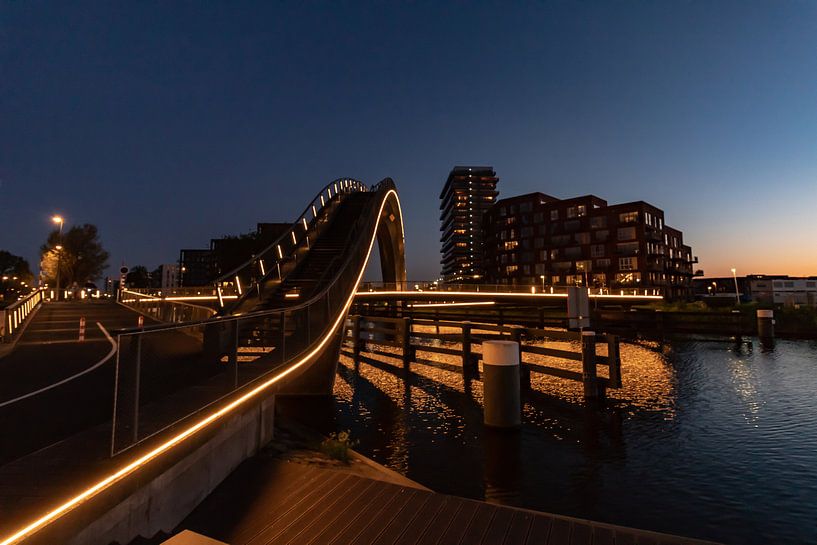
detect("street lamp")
(730, 267), (740, 306)
(540, 275), (546, 292)
(52, 216), (64, 301)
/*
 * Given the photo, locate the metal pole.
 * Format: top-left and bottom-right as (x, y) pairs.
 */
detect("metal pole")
(731, 268), (740, 306)
(132, 335), (142, 445)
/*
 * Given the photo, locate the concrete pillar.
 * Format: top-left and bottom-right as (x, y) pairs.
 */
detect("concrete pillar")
(757, 309), (774, 343)
(482, 340), (521, 428)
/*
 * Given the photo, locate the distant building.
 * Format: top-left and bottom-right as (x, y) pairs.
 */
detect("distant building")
(483, 192), (697, 298)
(179, 222), (292, 286)
(178, 249), (215, 287)
(157, 264), (179, 289)
(748, 275), (817, 306)
(439, 166), (499, 282)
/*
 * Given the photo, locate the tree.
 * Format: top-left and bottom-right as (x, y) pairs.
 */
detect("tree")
(0, 250), (34, 303)
(40, 224), (109, 287)
(125, 265), (150, 288)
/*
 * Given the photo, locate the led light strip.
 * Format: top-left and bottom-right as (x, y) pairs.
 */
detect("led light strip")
(0, 188), (403, 545)
(356, 290), (662, 300)
(409, 301), (496, 308)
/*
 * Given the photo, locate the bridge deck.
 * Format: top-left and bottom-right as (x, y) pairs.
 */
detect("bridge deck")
(169, 459), (716, 545)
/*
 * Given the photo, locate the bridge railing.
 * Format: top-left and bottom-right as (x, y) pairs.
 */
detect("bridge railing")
(358, 281), (662, 297)
(118, 289), (217, 324)
(110, 180), (394, 455)
(213, 178), (368, 311)
(1, 288), (45, 343)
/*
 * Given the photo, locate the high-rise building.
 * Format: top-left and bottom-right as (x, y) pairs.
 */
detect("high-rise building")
(439, 166), (499, 282)
(483, 192), (697, 298)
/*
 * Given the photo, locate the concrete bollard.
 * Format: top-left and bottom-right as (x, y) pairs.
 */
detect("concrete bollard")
(482, 340), (521, 428)
(757, 309), (774, 341)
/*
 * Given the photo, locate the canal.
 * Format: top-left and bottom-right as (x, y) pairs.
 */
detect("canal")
(282, 333), (817, 544)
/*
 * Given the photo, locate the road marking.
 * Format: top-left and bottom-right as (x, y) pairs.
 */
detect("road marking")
(0, 322), (117, 409)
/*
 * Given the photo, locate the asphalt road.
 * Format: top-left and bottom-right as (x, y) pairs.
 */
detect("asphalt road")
(0, 301), (225, 466)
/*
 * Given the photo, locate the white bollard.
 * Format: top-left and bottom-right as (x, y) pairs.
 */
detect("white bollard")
(482, 340), (521, 428)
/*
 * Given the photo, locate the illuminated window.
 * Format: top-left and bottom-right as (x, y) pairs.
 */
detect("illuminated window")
(577, 205), (587, 217)
(505, 265), (519, 274)
(566, 206), (577, 219)
(503, 241), (519, 250)
(618, 257), (637, 270)
(590, 216), (607, 229)
(619, 211), (638, 223)
(550, 210), (559, 221)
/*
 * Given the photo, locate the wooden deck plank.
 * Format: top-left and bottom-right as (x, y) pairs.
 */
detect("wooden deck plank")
(313, 483), (398, 545)
(592, 526), (615, 545)
(478, 505), (515, 545)
(502, 510), (535, 545)
(546, 517), (571, 545)
(434, 499), (480, 544)
(393, 493), (449, 545)
(524, 514), (553, 545)
(370, 490), (432, 544)
(267, 475), (374, 544)
(459, 502), (498, 544)
(569, 522), (592, 545)
(410, 494), (463, 544)
(243, 472), (350, 544)
(328, 485), (405, 545)
(349, 488), (417, 544)
(613, 530), (636, 545)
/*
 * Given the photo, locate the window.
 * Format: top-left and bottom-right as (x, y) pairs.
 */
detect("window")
(619, 211), (638, 223)
(550, 210), (559, 221)
(595, 258), (611, 268)
(578, 205), (587, 217)
(522, 265), (531, 275)
(807, 282), (816, 288)
(534, 237), (545, 249)
(617, 227), (636, 240)
(505, 265), (518, 274)
(521, 227), (534, 237)
(590, 216), (607, 229)
(553, 261), (572, 271)
(784, 281), (794, 288)
(618, 257), (637, 270)
(565, 275), (583, 285)
(576, 260), (592, 272)
(567, 206), (577, 219)
(551, 275), (561, 284)
(565, 246), (582, 258)
(617, 242), (639, 255)
(595, 230), (609, 241)
(521, 239), (531, 250)
(533, 212), (544, 223)
(520, 202), (533, 213)
(773, 281), (783, 288)
(505, 217), (517, 225)
(535, 263), (546, 275)
(593, 273), (607, 285)
(591, 244), (606, 257)
(552, 234), (571, 245)
(615, 272), (641, 284)
(575, 232), (591, 244)
(564, 220), (581, 231)
(503, 241), (518, 251)
(538, 225), (547, 235)
(539, 250), (548, 261)
(499, 206), (507, 217)
(550, 249), (560, 260)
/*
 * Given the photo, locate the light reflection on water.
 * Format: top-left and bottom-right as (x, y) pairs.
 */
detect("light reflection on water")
(284, 329), (817, 545)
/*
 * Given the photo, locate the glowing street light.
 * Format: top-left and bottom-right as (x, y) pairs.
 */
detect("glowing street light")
(731, 267), (740, 306)
(540, 275), (546, 292)
(52, 215), (65, 301)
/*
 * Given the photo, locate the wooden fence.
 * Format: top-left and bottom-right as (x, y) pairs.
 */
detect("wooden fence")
(343, 315), (622, 403)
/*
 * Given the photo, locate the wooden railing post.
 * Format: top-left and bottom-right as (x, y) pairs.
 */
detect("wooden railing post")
(606, 333), (622, 388)
(511, 327), (529, 390)
(461, 324), (477, 375)
(401, 317), (414, 368)
(351, 315), (362, 360)
(581, 331), (599, 402)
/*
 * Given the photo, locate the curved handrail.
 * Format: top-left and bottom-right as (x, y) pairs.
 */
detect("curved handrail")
(212, 178), (369, 309)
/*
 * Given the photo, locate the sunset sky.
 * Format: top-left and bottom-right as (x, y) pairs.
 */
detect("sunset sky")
(1, 2), (815, 279)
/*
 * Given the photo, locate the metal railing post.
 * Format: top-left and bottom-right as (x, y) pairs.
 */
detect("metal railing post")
(132, 335), (142, 445)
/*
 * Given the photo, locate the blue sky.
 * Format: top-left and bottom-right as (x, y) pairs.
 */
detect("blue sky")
(1, 1), (815, 279)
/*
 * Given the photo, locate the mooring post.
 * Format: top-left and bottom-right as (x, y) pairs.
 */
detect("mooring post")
(606, 333), (622, 388)
(757, 309), (774, 345)
(510, 327), (530, 390)
(482, 340), (521, 428)
(401, 317), (414, 368)
(581, 331), (598, 402)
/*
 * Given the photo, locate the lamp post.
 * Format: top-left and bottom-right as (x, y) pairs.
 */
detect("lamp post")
(540, 275), (546, 292)
(730, 267), (740, 306)
(52, 216), (64, 301)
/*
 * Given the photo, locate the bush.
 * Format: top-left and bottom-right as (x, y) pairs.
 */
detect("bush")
(320, 430), (357, 463)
